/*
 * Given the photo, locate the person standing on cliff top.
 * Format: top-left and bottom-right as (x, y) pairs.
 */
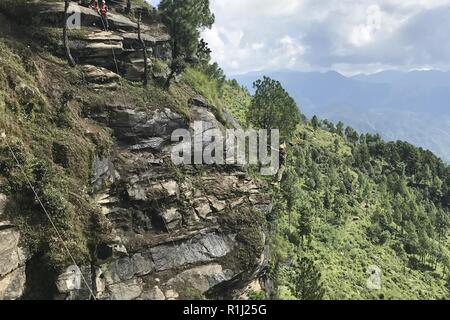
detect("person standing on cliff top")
(99, 0), (109, 31)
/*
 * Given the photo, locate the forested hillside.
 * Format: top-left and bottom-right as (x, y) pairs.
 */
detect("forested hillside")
(218, 74), (450, 299)
(269, 121), (450, 299)
(192, 63), (450, 299)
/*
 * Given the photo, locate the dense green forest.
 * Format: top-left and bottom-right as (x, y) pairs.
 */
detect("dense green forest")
(270, 119), (450, 299)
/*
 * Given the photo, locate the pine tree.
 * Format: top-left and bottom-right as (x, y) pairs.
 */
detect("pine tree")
(311, 115), (320, 130)
(298, 201), (313, 246)
(404, 221), (419, 254)
(336, 121), (344, 137)
(282, 167), (301, 226)
(159, 0), (214, 85)
(323, 190), (333, 210)
(290, 256), (325, 300)
(333, 195), (348, 223)
(137, 13), (148, 87)
(435, 208), (449, 243)
(247, 76), (301, 142)
(345, 126), (359, 144)
(126, 0), (131, 14)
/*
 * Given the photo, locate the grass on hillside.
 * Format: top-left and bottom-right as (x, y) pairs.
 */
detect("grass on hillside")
(182, 66), (251, 127)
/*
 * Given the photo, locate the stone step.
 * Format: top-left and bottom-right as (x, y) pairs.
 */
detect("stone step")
(81, 64), (120, 83)
(70, 39), (124, 58)
(83, 31), (124, 42)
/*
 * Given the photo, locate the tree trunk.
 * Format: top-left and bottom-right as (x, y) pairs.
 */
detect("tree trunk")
(165, 2), (178, 88)
(164, 66), (178, 89)
(126, 0), (131, 14)
(288, 210), (291, 226)
(63, 0), (76, 67)
(138, 13), (148, 88)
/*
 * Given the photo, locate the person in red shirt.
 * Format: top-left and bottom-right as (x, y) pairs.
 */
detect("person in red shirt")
(99, 0), (109, 30)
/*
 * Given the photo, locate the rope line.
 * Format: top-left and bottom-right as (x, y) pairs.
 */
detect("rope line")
(1, 134), (96, 300)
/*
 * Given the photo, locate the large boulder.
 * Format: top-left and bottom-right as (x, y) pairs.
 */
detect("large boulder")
(154, 207), (182, 231)
(56, 265), (82, 294)
(102, 253), (154, 284)
(95, 253), (154, 300)
(122, 32), (171, 51)
(90, 106), (186, 149)
(123, 51), (152, 82)
(0, 193), (11, 227)
(106, 278), (143, 300)
(141, 286), (165, 300)
(0, 228), (27, 277)
(166, 264), (235, 294)
(150, 231), (236, 271)
(55, 265), (93, 300)
(81, 64), (120, 91)
(70, 39), (124, 59)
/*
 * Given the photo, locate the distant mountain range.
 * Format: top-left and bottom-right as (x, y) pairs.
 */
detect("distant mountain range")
(234, 70), (450, 162)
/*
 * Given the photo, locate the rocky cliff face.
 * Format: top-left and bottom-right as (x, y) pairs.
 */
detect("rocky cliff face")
(74, 95), (271, 300)
(0, 194), (28, 300)
(0, 1), (271, 300)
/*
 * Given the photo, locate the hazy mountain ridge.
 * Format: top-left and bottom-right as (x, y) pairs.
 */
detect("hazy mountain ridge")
(235, 70), (450, 162)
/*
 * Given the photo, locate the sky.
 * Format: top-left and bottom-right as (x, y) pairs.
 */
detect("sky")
(147, 0), (450, 76)
(147, 0), (160, 7)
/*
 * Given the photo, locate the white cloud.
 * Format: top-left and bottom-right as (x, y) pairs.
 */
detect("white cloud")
(202, 22), (306, 73)
(201, 0), (450, 76)
(251, 42), (265, 50)
(280, 36), (306, 65)
(350, 25), (374, 47)
(212, 0), (305, 18)
(350, 5), (382, 47)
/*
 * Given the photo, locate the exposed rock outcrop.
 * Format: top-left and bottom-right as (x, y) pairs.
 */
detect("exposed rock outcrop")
(0, 1), (172, 83)
(150, 231), (236, 271)
(88, 104), (186, 150)
(52, 95), (271, 300)
(0, 194), (28, 300)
